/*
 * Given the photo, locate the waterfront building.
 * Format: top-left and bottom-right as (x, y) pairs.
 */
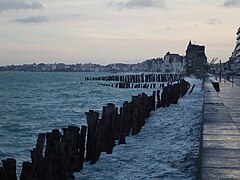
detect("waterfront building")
(229, 27), (240, 74)
(163, 52), (186, 73)
(56, 63), (65, 71)
(185, 41), (207, 75)
(51, 63), (57, 71)
(236, 27), (240, 61)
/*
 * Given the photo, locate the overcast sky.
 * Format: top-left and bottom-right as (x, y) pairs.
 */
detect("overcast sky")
(0, 0), (239, 65)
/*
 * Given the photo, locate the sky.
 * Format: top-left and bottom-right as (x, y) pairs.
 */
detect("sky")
(0, 0), (239, 66)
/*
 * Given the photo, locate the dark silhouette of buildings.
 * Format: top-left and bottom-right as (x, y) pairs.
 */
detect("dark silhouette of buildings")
(185, 41), (207, 75)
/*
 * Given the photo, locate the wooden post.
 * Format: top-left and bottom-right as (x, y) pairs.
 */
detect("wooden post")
(157, 90), (161, 108)
(40, 157), (67, 180)
(45, 129), (62, 158)
(171, 83), (180, 104)
(41, 129), (68, 180)
(85, 110), (104, 164)
(85, 110), (99, 162)
(0, 167), (4, 180)
(62, 126), (80, 173)
(180, 79), (190, 97)
(119, 101), (132, 143)
(91, 118), (104, 164)
(131, 95), (142, 135)
(30, 133), (46, 179)
(103, 103), (116, 154)
(78, 125), (87, 170)
(161, 86), (167, 108)
(114, 107), (120, 140)
(20, 162), (32, 180)
(1, 158), (17, 180)
(118, 106), (126, 144)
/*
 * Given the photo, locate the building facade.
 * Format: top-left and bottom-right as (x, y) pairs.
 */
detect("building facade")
(236, 27), (240, 61)
(185, 41), (207, 75)
(162, 52), (186, 73)
(229, 27), (240, 74)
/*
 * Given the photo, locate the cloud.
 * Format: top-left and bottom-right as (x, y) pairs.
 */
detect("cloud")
(207, 18), (223, 25)
(0, 0), (43, 12)
(13, 16), (49, 23)
(109, 0), (167, 9)
(223, 0), (240, 7)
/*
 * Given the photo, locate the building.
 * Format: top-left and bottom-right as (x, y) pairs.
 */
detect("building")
(56, 63), (66, 71)
(236, 27), (240, 62)
(185, 41), (207, 75)
(163, 52), (186, 73)
(229, 27), (240, 74)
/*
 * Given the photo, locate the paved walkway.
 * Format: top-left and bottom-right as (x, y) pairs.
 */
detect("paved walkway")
(201, 78), (240, 179)
(232, 76), (240, 86)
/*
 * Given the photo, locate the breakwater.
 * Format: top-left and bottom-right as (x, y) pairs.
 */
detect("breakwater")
(0, 77), (191, 180)
(86, 73), (183, 89)
(85, 73), (182, 83)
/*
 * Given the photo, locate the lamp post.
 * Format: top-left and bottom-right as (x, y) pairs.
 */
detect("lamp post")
(219, 60), (222, 82)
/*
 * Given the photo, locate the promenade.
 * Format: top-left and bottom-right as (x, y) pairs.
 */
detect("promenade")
(232, 76), (240, 86)
(201, 77), (240, 179)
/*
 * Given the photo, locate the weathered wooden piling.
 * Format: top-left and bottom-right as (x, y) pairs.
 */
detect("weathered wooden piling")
(157, 90), (161, 108)
(42, 129), (67, 180)
(119, 101), (133, 144)
(18, 124), (89, 179)
(161, 85), (170, 108)
(45, 129), (62, 158)
(20, 162), (32, 180)
(62, 126), (80, 173)
(40, 156), (67, 180)
(170, 82), (180, 104)
(180, 79), (190, 97)
(85, 73), (183, 84)
(29, 133), (46, 179)
(85, 110), (100, 163)
(0, 167), (3, 180)
(113, 107), (121, 141)
(92, 118), (104, 164)
(78, 125), (87, 170)
(131, 95), (141, 135)
(118, 106), (126, 144)
(130, 92), (155, 135)
(103, 103), (116, 154)
(1, 158), (17, 180)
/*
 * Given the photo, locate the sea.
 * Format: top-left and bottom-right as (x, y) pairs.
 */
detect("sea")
(0, 71), (203, 179)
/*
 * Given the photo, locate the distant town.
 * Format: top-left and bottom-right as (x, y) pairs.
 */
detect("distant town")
(0, 41), (206, 75)
(0, 55), (185, 73)
(1, 27), (239, 76)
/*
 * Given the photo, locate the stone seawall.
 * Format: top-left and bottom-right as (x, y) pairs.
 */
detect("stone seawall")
(199, 77), (240, 179)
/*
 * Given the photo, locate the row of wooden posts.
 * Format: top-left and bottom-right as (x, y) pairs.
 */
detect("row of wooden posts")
(85, 73), (182, 83)
(100, 82), (166, 89)
(0, 78), (191, 180)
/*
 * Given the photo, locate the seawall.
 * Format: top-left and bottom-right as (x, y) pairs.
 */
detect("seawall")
(199, 76), (240, 179)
